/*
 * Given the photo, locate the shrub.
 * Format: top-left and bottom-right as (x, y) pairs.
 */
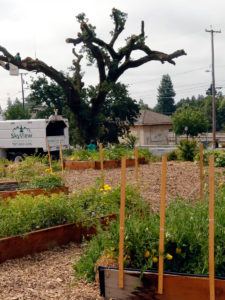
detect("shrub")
(194, 149), (225, 167)
(167, 150), (180, 161)
(177, 139), (198, 161)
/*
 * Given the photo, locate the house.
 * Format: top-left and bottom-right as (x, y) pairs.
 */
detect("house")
(130, 110), (172, 145)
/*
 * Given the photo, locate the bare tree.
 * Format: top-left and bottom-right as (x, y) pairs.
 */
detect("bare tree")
(0, 8), (186, 143)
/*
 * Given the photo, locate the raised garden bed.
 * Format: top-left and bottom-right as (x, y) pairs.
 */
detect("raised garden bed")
(0, 185), (69, 199)
(64, 157), (147, 170)
(98, 266), (225, 300)
(0, 214), (116, 263)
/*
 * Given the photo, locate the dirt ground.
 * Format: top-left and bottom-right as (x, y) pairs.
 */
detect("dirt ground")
(0, 161), (224, 299)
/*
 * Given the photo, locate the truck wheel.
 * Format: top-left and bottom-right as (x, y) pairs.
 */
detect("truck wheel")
(14, 153), (24, 163)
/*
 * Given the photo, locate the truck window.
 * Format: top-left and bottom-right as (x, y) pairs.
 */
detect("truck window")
(46, 121), (67, 136)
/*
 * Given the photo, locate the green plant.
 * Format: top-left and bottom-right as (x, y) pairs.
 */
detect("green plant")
(6, 153), (61, 182)
(177, 139), (198, 161)
(65, 146), (153, 162)
(73, 187), (225, 281)
(166, 150), (180, 161)
(0, 181), (145, 239)
(23, 173), (65, 190)
(194, 149), (225, 167)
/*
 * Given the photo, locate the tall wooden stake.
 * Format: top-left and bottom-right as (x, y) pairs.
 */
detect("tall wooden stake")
(200, 143), (204, 201)
(99, 143), (104, 185)
(46, 138), (52, 170)
(209, 155), (215, 300)
(59, 140), (64, 176)
(119, 156), (126, 289)
(135, 146), (139, 183)
(158, 155), (167, 294)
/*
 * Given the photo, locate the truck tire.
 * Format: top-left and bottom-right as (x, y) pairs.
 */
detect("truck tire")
(14, 153), (24, 163)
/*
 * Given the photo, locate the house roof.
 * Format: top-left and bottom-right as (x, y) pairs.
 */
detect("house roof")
(135, 109), (172, 125)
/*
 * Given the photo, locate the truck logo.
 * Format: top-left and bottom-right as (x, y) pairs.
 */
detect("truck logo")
(11, 126), (32, 139)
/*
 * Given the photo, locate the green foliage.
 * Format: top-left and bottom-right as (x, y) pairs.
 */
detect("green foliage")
(27, 76), (66, 118)
(6, 154), (61, 182)
(120, 134), (138, 149)
(166, 150), (181, 161)
(65, 147), (153, 162)
(0, 182), (143, 239)
(172, 106), (208, 137)
(154, 74), (176, 115)
(177, 139), (198, 161)
(4, 103), (31, 120)
(0, 193), (76, 237)
(0, 159), (9, 177)
(194, 149), (225, 167)
(23, 173), (64, 190)
(74, 188), (225, 281)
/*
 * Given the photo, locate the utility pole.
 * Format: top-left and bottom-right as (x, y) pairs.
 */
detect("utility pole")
(20, 73), (27, 110)
(205, 27), (221, 149)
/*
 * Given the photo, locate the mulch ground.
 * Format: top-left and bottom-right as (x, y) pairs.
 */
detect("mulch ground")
(0, 161), (224, 299)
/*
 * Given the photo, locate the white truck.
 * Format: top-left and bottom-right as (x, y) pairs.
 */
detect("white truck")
(0, 114), (70, 161)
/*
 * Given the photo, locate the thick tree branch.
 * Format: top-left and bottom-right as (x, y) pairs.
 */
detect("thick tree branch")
(109, 9), (125, 47)
(109, 49), (187, 81)
(72, 48), (84, 91)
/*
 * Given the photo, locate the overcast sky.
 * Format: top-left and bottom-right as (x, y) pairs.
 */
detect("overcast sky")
(0, 0), (225, 110)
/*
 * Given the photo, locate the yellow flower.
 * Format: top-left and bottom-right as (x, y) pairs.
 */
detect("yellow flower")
(219, 182), (224, 188)
(176, 248), (182, 254)
(152, 249), (157, 254)
(100, 188), (104, 191)
(144, 251), (150, 258)
(166, 253), (173, 260)
(153, 257), (158, 263)
(103, 192), (106, 195)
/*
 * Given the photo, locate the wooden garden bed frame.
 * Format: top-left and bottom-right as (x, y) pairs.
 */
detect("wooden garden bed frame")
(98, 266), (225, 300)
(64, 157), (146, 170)
(0, 214), (116, 263)
(0, 186), (69, 199)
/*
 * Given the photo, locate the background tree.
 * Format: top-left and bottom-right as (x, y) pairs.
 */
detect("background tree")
(27, 77), (139, 145)
(26, 76), (66, 118)
(138, 99), (151, 110)
(4, 100), (31, 120)
(172, 106), (208, 138)
(154, 74), (176, 115)
(0, 8), (186, 144)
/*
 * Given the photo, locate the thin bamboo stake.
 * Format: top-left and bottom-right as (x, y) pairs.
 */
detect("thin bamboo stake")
(134, 146), (139, 183)
(46, 138), (52, 170)
(209, 155), (215, 300)
(59, 140), (64, 176)
(158, 155), (167, 295)
(200, 143), (204, 201)
(99, 143), (104, 185)
(119, 156), (126, 289)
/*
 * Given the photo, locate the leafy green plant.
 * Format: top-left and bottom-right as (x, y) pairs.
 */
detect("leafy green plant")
(194, 149), (225, 167)
(65, 146), (153, 162)
(0, 182), (145, 239)
(6, 154), (61, 182)
(73, 187), (225, 281)
(23, 173), (65, 190)
(166, 150), (181, 161)
(177, 139), (198, 161)
(0, 158), (8, 178)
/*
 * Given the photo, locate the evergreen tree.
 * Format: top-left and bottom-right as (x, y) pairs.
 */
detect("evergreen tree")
(154, 74), (176, 115)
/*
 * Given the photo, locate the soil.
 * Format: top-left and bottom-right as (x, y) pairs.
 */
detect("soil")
(0, 161), (224, 299)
